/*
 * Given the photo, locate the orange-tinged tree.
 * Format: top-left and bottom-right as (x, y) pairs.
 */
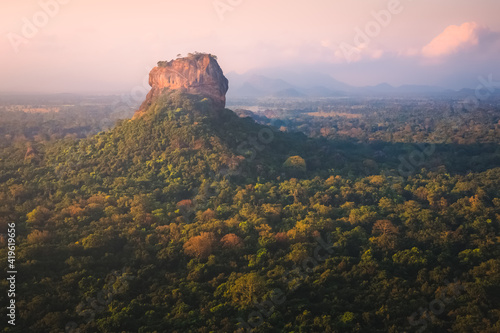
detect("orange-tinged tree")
(220, 233), (244, 249)
(183, 232), (217, 258)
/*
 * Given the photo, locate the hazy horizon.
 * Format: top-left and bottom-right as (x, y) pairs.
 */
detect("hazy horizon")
(2, 0), (500, 94)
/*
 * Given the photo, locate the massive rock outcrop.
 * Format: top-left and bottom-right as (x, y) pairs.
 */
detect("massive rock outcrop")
(135, 53), (229, 118)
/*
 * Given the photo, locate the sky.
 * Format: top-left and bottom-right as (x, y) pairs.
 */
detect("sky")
(1, 0), (500, 93)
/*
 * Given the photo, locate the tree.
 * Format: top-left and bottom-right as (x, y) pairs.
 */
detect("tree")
(348, 206), (377, 225)
(220, 233), (244, 249)
(283, 155), (307, 176)
(371, 220), (399, 250)
(372, 220), (398, 236)
(183, 232), (217, 258)
(392, 247), (427, 266)
(226, 273), (266, 309)
(287, 243), (309, 264)
(26, 206), (51, 225)
(27, 230), (51, 244)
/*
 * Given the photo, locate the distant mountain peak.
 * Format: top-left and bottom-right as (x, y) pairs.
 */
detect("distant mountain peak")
(134, 53), (229, 118)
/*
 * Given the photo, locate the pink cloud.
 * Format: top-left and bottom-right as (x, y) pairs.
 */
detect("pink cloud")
(422, 22), (483, 58)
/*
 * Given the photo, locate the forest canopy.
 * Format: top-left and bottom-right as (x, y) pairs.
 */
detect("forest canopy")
(0, 95), (499, 332)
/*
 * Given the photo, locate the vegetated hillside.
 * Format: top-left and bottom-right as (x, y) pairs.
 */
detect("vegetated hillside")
(40, 91), (311, 195)
(1, 82), (500, 332)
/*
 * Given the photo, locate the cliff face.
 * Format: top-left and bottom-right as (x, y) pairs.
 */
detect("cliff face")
(135, 54), (229, 117)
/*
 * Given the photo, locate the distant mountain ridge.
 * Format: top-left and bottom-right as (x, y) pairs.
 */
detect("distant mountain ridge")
(226, 70), (455, 98)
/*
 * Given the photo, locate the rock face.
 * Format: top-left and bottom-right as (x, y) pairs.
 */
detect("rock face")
(135, 53), (229, 117)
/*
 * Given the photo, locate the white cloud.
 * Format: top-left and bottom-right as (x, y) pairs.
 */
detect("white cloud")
(422, 22), (483, 58)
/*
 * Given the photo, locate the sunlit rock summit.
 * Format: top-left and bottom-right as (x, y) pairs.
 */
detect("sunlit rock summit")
(134, 53), (229, 118)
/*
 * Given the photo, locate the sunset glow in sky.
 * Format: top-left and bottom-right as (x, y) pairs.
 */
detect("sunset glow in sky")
(1, 0), (500, 93)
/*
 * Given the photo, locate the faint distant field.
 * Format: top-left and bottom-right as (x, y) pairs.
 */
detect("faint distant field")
(307, 111), (361, 118)
(5, 105), (62, 113)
